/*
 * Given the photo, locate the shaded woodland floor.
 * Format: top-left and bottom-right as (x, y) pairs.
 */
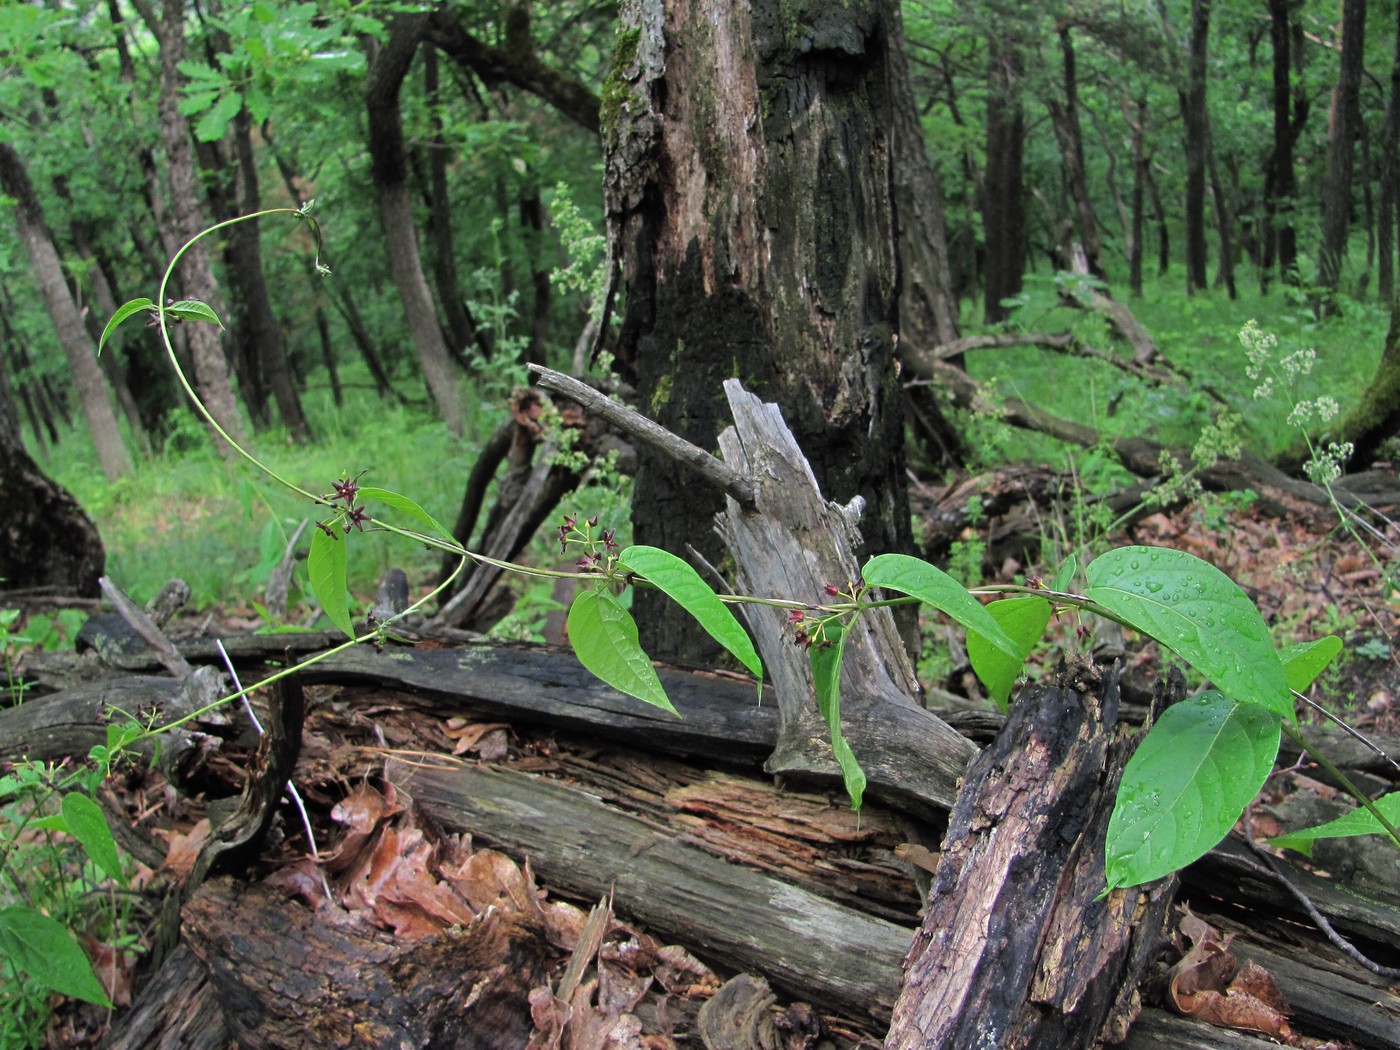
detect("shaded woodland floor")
(9, 493), (1400, 1049)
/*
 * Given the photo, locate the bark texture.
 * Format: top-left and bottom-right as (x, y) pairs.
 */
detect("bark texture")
(1317, 0), (1367, 308)
(366, 14), (465, 437)
(982, 39), (1026, 324)
(0, 142), (132, 481)
(606, 0), (910, 662)
(158, 0), (247, 456)
(1182, 0), (1211, 294)
(0, 364), (104, 595)
(886, 668), (1178, 1049)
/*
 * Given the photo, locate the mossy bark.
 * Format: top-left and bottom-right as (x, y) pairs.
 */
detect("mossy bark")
(606, 0), (911, 662)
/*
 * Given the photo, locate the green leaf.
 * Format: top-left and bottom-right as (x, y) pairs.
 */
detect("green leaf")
(808, 622), (866, 809)
(967, 596), (1052, 710)
(357, 486), (454, 541)
(862, 553), (1019, 658)
(1105, 692), (1280, 890)
(0, 906), (111, 1006)
(1085, 546), (1291, 719)
(61, 793), (124, 885)
(1051, 553), (1078, 592)
(619, 546), (762, 681)
(567, 588), (675, 713)
(308, 525), (353, 638)
(1269, 792), (1400, 856)
(194, 90), (243, 141)
(98, 298), (154, 356)
(166, 299), (224, 327)
(1280, 636), (1344, 693)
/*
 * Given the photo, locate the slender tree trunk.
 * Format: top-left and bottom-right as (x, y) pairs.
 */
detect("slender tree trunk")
(423, 45), (476, 360)
(227, 106), (310, 441)
(1129, 94), (1147, 296)
(1045, 25), (1105, 279)
(1182, 0), (1211, 294)
(607, 0), (913, 662)
(1262, 0), (1308, 290)
(1207, 128), (1237, 299)
(1380, 3), (1400, 302)
(366, 14), (465, 437)
(1360, 119), (1375, 298)
(1146, 162), (1170, 275)
(983, 39), (1027, 324)
(0, 142), (132, 481)
(157, 0), (247, 457)
(1317, 0), (1367, 313)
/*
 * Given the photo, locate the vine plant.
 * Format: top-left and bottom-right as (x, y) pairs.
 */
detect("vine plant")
(10, 208), (1385, 1006)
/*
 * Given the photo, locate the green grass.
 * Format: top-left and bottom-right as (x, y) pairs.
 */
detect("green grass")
(36, 369), (482, 613)
(957, 261), (1389, 481)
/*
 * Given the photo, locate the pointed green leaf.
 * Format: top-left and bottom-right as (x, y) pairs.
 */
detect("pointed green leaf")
(619, 546), (762, 681)
(862, 553), (1019, 658)
(1051, 553), (1078, 592)
(166, 299), (224, 327)
(358, 486), (454, 541)
(0, 906), (111, 1006)
(1085, 546), (1291, 719)
(1280, 636), (1344, 693)
(567, 588), (675, 713)
(1105, 692), (1280, 890)
(98, 298), (154, 356)
(808, 622), (866, 810)
(967, 596), (1052, 710)
(194, 90), (243, 141)
(1269, 792), (1400, 856)
(308, 525), (354, 638)
(61, 793), (125, 885)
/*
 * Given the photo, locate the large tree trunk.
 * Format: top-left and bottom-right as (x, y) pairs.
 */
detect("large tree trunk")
(606, 0), (912, 662)
(0, 356), (104, 595)
(1332, 286), (1400, 468)
(1182, 0), (1211, 294)
(366, 14), (465, 438)
(157, 0), (247, 458)
(1317, 0), (1367, 313)
(1262, 0), (1308, 289)
(0, 142), (132, 482)
(982, 39), (1026, 324)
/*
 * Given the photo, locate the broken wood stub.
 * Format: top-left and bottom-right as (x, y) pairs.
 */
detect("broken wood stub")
(886, 667), (1180, 1049)
(714, 380), (976, 817)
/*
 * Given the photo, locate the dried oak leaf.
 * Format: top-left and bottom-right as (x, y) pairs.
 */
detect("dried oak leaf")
(158, 818), (210, 879)
(1167, 910), (1293, 1040)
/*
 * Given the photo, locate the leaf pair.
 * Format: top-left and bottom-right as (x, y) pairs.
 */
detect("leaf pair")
(566, 546), (763, 714)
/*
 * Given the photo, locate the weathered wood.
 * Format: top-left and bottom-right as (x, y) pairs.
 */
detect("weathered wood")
(1235, 941), (1400, 1048)
(180, 877), (549, 1048)
(104, 944), (229, 1050)
(390, 755), (912, 1020)
(715, 381), (977, 817)
(886, 670), (1177, 1049)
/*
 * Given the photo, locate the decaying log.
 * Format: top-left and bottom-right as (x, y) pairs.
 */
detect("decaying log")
(104, 944), (229, 1050)
(714, 381), (977, 817)
(181, 877), (549, 1048)
(886, 668), (1177, 1048)
(391, 755), (911, 1020)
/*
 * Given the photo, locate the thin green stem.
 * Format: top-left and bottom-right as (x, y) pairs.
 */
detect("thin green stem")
(1282, 722), (1400, 851)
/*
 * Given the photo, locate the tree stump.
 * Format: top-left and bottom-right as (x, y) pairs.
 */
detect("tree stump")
(886, 666), (1179, 1049)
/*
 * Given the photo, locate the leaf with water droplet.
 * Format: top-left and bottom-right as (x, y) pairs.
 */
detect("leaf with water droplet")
(1105, 691), (1281, 890)
(1086, 546), (1291, 719)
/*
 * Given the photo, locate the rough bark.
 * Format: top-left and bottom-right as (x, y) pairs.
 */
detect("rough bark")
(366, 14), (465, 437)
(606, 0), (911, 663)
(1330, 287), (1400, 469)
(1317, 0), (1366, 311)
(983, 38), (1027, 324)
(887, 669), (1179, 1048)
(1182, 0), (1211, 294)
(421, 44), (476, 360)
(0, 142), (132, 481)
(0, 355), (104, 595)
(157, 0), (247, 457)
(1377, 3), (1399, 302)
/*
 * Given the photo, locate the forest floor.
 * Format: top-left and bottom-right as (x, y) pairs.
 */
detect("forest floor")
(18, 488), (1400, 1048)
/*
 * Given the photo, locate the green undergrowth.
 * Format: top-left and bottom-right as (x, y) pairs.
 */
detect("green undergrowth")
(35, 368), (474, 612)
(957, 264), (1387, 475)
